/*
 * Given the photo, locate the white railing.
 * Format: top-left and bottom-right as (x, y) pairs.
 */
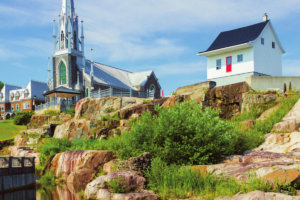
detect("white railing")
(90, 88), (155, 99)
(35, 99), (78, 111)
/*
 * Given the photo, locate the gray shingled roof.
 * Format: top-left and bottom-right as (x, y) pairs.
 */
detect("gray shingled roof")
(200, 21), (269, 53)
(81, 60), (155, 90)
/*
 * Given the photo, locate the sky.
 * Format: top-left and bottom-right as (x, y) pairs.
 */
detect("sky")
(0, 0), (300, 95)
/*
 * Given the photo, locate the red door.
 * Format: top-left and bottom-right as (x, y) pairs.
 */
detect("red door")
(226, 56), (232, 72)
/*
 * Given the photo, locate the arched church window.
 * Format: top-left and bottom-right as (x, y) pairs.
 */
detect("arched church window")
(59, 62), (67, 85)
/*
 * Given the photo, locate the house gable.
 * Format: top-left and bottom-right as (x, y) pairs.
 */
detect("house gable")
(251, 22), (284, 76)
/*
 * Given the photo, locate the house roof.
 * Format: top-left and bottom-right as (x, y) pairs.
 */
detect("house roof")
(200, 20), (269, 54)
(44, 86), (80, 98)
(81, 60), (156, 90)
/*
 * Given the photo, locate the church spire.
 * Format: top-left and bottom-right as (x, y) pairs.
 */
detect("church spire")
(57, 0), (79, 52)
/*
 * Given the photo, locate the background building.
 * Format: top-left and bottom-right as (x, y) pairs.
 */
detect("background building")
(198, 14), (285, 87)
(0, 80), (48, 117)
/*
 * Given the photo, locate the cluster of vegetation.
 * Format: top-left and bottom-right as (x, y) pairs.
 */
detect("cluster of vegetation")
(38, 101), (236, 167)
(0, 81), (3, 91)
(233, 93), (300, 153)
(146, 158), (296, 200)
(64, 106), (75, 117)
(36, 93), (300, 198)
(13, 111), (34, 125)
(107, 177), (127, 193)
(43, 109), (60, 116)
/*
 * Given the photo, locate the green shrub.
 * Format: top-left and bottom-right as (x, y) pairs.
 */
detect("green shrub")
(107, 177), (127, 193)
(13, 111), (34, 125)
(37, 171), (57, 188)
(64, 106), (75, 117)
(118, 101), (236, 165)
(38, 138), (72, 167)
(44, 109), (60, 116)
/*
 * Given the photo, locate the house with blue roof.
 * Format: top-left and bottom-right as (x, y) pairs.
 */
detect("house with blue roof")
(198, 13), (285, 87)
(43, 0), (161, 109)
(0, 80), (48, 117)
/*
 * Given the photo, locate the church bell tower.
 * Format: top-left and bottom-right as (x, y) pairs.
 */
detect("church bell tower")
(52, 0), (85, 90)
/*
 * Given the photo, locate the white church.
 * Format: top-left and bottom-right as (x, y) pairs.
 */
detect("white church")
(198, 14), (285, 87)
(43, 0), (161, 110)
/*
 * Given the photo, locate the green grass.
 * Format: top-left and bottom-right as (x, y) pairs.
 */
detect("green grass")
(146, 158), (296, 200)
(0, 119), (26, 141)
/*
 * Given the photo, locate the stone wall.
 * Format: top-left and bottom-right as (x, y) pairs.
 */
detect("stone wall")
(246, 76), (300, 92)
(176, 81), (216, 102)
(203, 82), (250, 119)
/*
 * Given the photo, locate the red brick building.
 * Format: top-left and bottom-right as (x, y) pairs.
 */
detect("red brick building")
(0, 80), (48, 117)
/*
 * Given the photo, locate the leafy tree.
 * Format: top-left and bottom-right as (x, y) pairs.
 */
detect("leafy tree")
(0, 81), (3, 91)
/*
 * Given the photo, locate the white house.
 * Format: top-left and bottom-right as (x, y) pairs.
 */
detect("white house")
(198, 14), (285, 87)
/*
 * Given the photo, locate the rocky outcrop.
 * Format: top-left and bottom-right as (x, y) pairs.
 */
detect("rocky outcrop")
(9, 146), (40, 165)
(118, 152), (152, 174)
(95, 190), (160, 200)
(27, 113), (71, 129)
(85, 170), (159, 200)
(216, 191), (300, 200)
(193, 130), (300, 184)
(203, 82), (250, 119)
(48, 150), (114, 191)
(162, 95), (186, 107)
(273, 99), (300, 132)
(256, 132), (300, 153)
(175, 81), (216, 102)
(75, 97), (150, 121)
(241, 92), (278, 113)
(54, 97), (167, 141)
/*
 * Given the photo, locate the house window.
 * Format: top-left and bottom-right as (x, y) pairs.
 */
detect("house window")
(23, 102), (30, 109)
(261, 38), (264, 45)
(272, 42), (276, 49)
(237, 54), (243, 62)
(85, 88), (89, 97)
(11, 105), (14, 111)
(0, 106), (3, 111)
(216, 59), (222, 70)
(16, 104), (19, 111)
(59, 62), (67, 85)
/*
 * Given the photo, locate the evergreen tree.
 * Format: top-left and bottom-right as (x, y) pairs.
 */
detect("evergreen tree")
(0, 81), (3, 91)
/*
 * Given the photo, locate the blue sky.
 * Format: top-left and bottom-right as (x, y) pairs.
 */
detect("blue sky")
(0, 0), (300, 95)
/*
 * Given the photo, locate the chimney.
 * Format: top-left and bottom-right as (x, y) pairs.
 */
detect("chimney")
(263, 13), (268, 22)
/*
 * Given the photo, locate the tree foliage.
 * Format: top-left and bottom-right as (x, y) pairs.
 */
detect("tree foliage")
(118, 101), (236, 165)
(0, 81), (3, 91)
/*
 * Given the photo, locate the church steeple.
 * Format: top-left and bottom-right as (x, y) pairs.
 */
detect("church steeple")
(53, 0), (84, 54)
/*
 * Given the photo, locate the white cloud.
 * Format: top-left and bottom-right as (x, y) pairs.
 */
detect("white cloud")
(1, 0), (300, 62)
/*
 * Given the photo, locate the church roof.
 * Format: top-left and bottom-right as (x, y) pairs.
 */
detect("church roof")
(82, 60), (156, 90)
(200, 20), (269, 54)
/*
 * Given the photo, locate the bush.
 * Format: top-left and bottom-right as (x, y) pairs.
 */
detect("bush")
(107, 177), (127, 193)
(13, 111), (34, 125)
(64, 106), (75, 117)
(44, 109), (60, 116)
(38, 138), (72, 167)
(118, 101), (236, 165)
